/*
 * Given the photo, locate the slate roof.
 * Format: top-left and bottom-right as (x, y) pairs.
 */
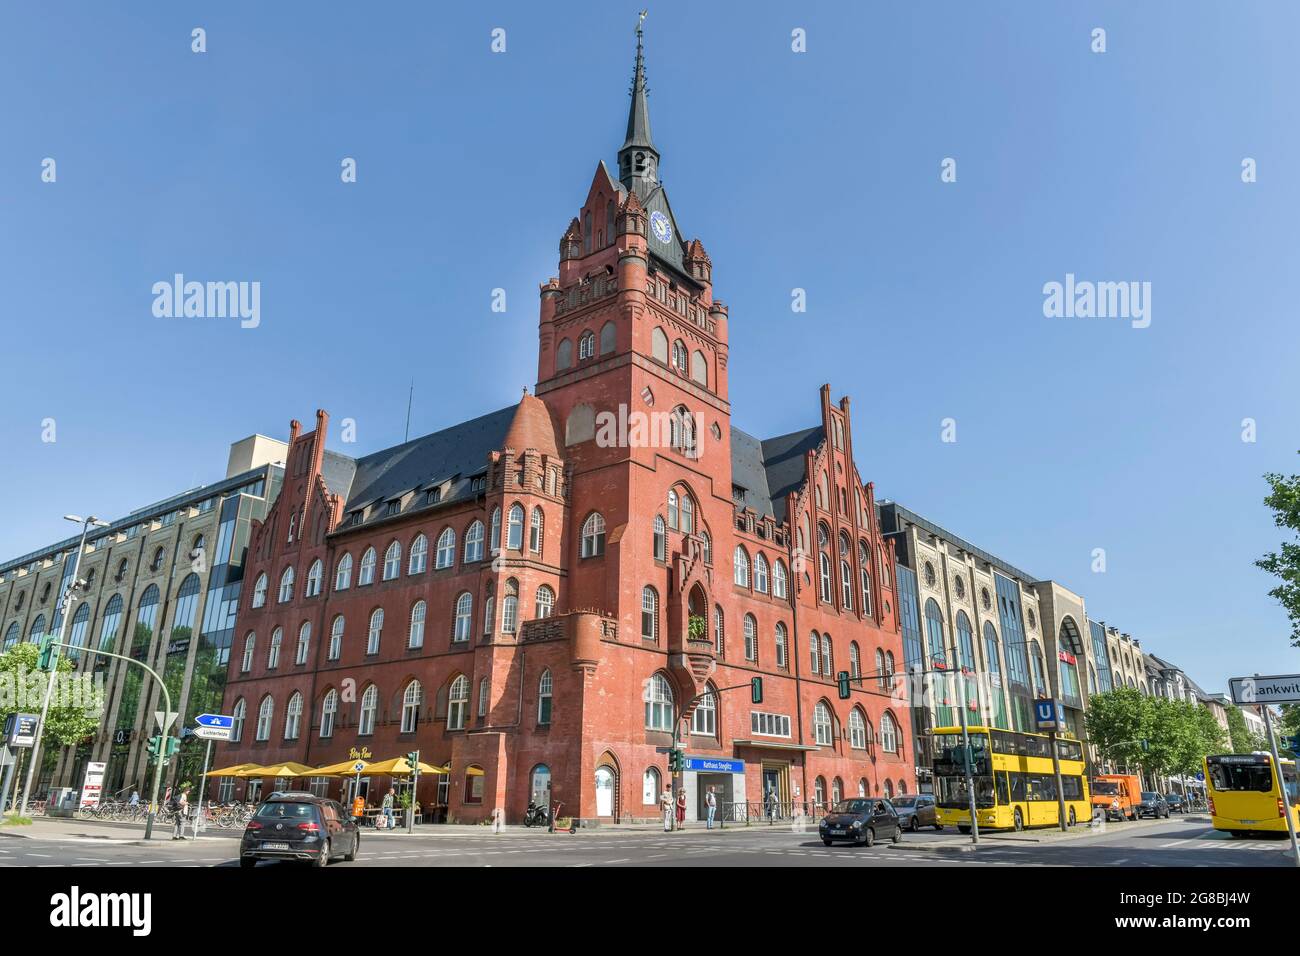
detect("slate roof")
(730, 425), (823, 524)
(324, 404), (519, 532)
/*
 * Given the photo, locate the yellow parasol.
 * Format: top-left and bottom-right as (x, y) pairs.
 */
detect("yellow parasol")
(236, 761), (318, 778)
(205, 763), (257, 777)
(314, 758), (371, 776)
(363, 756), (445, 776)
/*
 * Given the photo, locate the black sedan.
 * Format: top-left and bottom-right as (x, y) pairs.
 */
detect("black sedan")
(1135, 792), (1170, 819)
(819, 798), (902, 847)
(1164, 793), (1186, 814)
(240, 793), (360, 868)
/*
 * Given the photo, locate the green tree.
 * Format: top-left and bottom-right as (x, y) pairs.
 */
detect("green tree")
(1225, 706), (1255, 753)
(0, 643), (101, 746)
(1256, 456), (1300, 648)
(1085, 688), (1152, 771)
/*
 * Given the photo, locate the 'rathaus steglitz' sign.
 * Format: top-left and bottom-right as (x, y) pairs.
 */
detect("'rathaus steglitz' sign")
(683, 757), (744, 774)
(1228, 674), (1300, 705)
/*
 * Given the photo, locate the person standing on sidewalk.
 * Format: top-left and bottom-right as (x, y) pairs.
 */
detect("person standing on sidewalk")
(675, 788), (687, 830)
(705, 787), (717, 830)
(660, 786), (674, 832)
(171, 788), (190, 840)
(381, 788), (395, 828)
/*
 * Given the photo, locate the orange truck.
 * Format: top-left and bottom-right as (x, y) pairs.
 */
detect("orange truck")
(1091, 774), (1142, 821)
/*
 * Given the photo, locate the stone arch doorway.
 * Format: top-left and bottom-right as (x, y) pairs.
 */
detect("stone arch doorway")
(594, 751), (620, 819)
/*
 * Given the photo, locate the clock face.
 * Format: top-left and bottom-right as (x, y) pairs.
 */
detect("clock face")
(650, 210), (673, 244)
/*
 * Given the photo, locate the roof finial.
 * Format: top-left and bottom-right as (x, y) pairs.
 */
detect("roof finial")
(620, 9), (658, 193)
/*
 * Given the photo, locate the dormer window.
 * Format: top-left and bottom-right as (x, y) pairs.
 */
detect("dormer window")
(426, 487), (442, 505)
(347, 510), (363, 526)
(385, 499), (401, 517)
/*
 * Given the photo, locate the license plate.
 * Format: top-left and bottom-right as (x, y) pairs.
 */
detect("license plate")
(829, 829), (846, 836)
(261, 842), (290, 851)
(1240, 820), (1256, 825)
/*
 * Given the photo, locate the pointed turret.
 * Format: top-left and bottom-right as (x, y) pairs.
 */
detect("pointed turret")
(618, 17), (660, 196)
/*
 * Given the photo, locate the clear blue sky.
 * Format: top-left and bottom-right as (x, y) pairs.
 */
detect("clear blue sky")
(2, 2), (1297, 693)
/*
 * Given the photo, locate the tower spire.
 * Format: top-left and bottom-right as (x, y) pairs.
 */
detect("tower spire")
(618, 11), (660, 195)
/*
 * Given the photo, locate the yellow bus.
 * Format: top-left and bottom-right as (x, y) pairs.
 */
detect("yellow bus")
(931, 726), (1091, 832)
(1204, 753), (1300, 837)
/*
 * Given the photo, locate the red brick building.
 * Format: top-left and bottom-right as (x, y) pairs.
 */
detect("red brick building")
(213, 28), (912, 824)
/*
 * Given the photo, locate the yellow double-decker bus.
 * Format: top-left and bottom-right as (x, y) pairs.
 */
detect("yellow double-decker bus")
(1204, 753), (1299, 837)
(931, 726), (1091, 832)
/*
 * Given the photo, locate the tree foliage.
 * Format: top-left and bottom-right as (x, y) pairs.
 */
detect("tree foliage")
(1086, 689), (1227, 782)
(0, 643), (101, 746)
(1256, 456), (1300, 648)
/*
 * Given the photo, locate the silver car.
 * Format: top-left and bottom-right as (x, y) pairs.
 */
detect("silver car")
(890, 794), (942, 832)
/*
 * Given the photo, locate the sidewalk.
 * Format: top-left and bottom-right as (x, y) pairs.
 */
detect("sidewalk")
(887, 816), (1184, 852)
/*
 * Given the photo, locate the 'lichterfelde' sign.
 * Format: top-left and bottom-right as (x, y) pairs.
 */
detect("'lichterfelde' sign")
(1228, 674), (1300, 705)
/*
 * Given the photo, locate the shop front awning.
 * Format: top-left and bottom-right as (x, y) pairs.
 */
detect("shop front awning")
(731, 739), (819, 753)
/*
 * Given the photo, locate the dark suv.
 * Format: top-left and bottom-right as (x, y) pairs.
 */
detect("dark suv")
(1135, 792), (1170, 820)
(240, 793), (360, 868)
(819, 798), (902, 847)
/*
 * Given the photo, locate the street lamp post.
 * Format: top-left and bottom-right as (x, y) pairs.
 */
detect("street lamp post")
(18, 514), (106, 819)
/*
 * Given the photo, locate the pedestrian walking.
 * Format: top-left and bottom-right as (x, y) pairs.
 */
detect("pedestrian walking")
(128, 790), (140, 807)
(705, 786), (717, 830)
(675, 788), (687, 830)
(381, 788), (395, 828)
(659, 786), (674, 832)
(765, 786), (778, 821)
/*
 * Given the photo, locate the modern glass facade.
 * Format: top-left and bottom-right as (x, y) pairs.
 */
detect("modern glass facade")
(1089, 619), (1113, 693)
(994, 572), (1033, 733)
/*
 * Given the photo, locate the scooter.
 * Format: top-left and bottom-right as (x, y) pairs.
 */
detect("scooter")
(523, 802), (549, 827)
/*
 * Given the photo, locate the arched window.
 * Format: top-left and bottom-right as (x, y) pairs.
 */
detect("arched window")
(448, 675), (469, 730)
(713, 606), (725, 656)
(285, 692), (303, 740)
(453, 592), (473, 642)
(409, 600), (426, 648)
(840, 560), (853, 609)
(814, 702), (833, 746)
(880, 712), (900, 753)
(538, 670), (553, 724)
(252, 573), (268, 608)
(773, 560), (788, 600)
(701, 529), (712, 565)
(556, 338), (573, 371)
(502, 578), (519, 633)
(819, 553), (832, 603)
(359, 547), (376, 585)
(641, 586), (659, 641)
(464, 521), (484, 563)
(754, 554), (769, 594)
(652, 327), (668, 363)
(409, 534), (428, 574)
(507, 504), (525, 550)
(653, 515), (666, 561)
(690, 349), (707, 386)
(278, 567), (295, 603)
(832, 778), (843, 805)
(775, 622), (788, 669)
(667, 489), (679, 529)
(811, 630), (821, 674)
(643, 767), (661, 805)
(358, 685), (378, 735)
(535, 585), (555, 619)
(644, 673), (674, 731)
(334, 554), (352, 591)
(401, 681), (423, 733)
(671, 339), (687, 373)
(821, 633), (833, 676)
(581, 513), (606, 557)
(267, 627), (283, 669)
(957, 610), (976, 676)
(599, 320), (616, 355)
(320, 689), (338, 738)
(296, 622), (310, 665)
(478, 678), (489, 717)
(329, 615), (344, 660)
(241, 632), (255, 673)
(382, 541), (401, 580)
(744, 614), (758, 662)
(67, 604), (90, 659)
(875, 648), (886, 689)
(256, 696), (274, 741)
(850, 641), (861, 678)
(691, 685), (717, 735)
(734, 546), (750, 587)
(924, 598), (946, 668)
(490, 507), (501, 551)
(232, 698), (246, 742)
(367, 608), (384, 654)
(533, 765), (553, 806)
(529, 507), (544, 553)
(98, 594), (123, 653)
(849, 708), (868, 749)
(884, 780), (894, 799)
(428, 527), (451, 568)
(578, 329), (595, 360)
(815, 776), (827, 810)
(305, 559), (323, 597)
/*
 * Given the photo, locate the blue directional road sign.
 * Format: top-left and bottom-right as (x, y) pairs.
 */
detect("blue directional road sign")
(195, 714), (234, 730)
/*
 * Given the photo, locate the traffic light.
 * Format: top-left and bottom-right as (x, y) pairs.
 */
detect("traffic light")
(667, 748), (684, 773)
(37, 635), (57, 671)
(837, 670), (851, 700)
(164, 737), (181, 759)
(145, 735), (162, 761)
(750, 676), (764, 704)
(406, 750), (420, 769)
